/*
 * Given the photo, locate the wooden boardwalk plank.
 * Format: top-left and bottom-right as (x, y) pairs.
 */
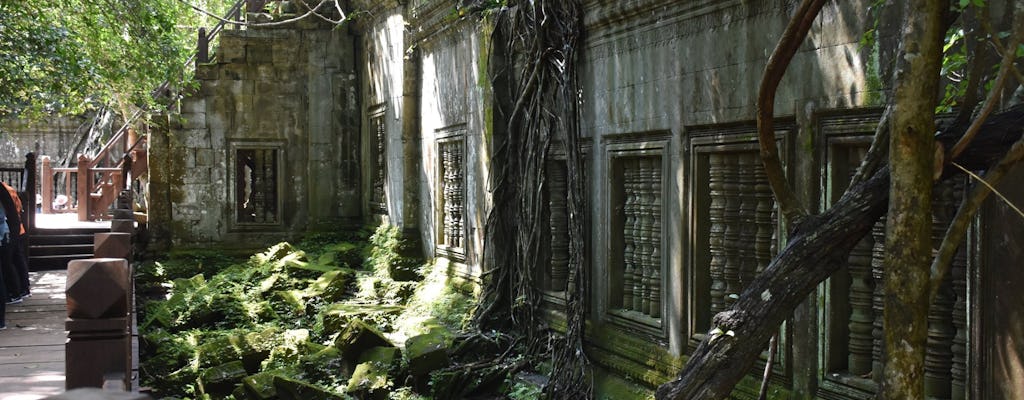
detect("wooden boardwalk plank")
(0, 271), (67, 399)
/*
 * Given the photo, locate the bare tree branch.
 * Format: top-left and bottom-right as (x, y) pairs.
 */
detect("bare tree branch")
(948, 33), (1020, 160)
(930, 139), (1024, 302)
(756, 0), (825, 226)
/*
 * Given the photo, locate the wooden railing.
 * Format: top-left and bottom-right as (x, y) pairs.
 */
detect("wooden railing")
(35, 0), (247, 222)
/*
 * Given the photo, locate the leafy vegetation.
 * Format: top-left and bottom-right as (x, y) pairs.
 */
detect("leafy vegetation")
(0, 0), (234, 120)
(137, 224), (513, 399)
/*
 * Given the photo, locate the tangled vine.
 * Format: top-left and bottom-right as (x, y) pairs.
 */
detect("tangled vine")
(474, 0), (590, 397)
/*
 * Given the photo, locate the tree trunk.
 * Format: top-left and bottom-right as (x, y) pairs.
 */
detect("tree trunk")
(882, 0), (946, 397)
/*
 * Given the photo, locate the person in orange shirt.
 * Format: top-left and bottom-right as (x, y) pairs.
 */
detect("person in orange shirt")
(0, 182), (28, 303)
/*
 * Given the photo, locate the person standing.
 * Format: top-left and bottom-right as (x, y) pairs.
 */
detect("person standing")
(0, 201), (9, 330)
(0, 182), (28, 301)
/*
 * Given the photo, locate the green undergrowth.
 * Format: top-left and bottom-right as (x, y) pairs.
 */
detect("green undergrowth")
(137, 224), (482, 399)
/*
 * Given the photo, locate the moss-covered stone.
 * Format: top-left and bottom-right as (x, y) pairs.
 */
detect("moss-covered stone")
(335, 318), (394, 373)
(272, 375), (344, 400)
(346, 347), (399, 400)
(299, 344), (343, 383)
(306, 269), (356, 302)
(242, 372), (280, 400)
(404, 327), (452, 377)
(273, 290), (307, 316)
(197, 360), (247, 397)
(195, 328), (281, 372)
(320, 303), (405, 335)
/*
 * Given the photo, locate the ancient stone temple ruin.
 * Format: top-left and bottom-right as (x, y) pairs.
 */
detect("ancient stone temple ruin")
(141, 0), (1024, 398)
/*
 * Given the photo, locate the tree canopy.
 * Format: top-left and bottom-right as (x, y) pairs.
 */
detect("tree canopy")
(0, 0), (233, 121)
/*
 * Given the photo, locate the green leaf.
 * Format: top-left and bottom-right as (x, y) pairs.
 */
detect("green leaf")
(1017, 44), (1024, 58)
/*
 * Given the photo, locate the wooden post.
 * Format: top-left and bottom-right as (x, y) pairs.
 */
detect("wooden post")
(77, 155), (89, 222)
(197, 27), (209, 64)
(24, 152), (36, 231)
(65, 258), (131, 390)
(41, 156), (53, 214)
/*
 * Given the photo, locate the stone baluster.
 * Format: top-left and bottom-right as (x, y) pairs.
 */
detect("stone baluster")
(638, 159), (653, 315)
(373, 116), (387, 213)
(453, 145), (464, 248)
(722, 154), (741, 307)
(708, 153), (727, 315)
(753, 155), (773, 275)
(737, 152), (758, 288)
(925, 180), (958, 398)
(845, 147), (874, 376)
(631, 159), (645, 312)
(871, 217), (886, 382)
(253, 150), (266, 223)
(622, 159), (638, 310)
(442, 144), (453, 247)
(548, 163), (569, 292)
(648, 157), (662, 319)
(950, 180), (968, 400)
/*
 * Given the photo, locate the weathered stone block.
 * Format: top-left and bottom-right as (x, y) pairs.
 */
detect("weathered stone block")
(66, 258), (129, 319)
(94, 233), (131, 260)
(404, 327), (452, 377)
(346, 356), (393, 400)
(241, 372), (277, 400)
(247, 44), (274, 65)
(272, 376), (343, 400)
(183, 129), (211, 148)
(196, 328), (280, 372)
(181, 112), (206, 130)
(319, 303), (403, 336)
(334, 318), (394, 373)
(197, 360), (247, 397)
(195, 148), (216, 167)
(182, 168), (211, 185)
(218, 34), (247, 63)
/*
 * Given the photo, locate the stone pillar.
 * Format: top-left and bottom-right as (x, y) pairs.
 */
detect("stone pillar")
(65, 258), (131, 390)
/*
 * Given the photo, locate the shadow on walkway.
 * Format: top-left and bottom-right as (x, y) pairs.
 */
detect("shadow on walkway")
(0, 271), (67, 400)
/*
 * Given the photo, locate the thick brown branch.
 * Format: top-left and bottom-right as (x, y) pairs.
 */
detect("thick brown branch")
(656, 169), (891, 400)
(755, 0), (824, 226)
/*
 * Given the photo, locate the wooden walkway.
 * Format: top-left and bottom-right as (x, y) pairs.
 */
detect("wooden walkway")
(0, 271), (67, 400)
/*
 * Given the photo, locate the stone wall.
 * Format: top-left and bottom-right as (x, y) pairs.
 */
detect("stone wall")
(147, 0), (1024, 398)
(150, 21), (358, 249)
(406, 0), (495, 281)
(0, 117), (85, 168)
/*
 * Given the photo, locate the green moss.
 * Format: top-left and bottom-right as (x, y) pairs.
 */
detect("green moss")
(197, 360), (247, 397)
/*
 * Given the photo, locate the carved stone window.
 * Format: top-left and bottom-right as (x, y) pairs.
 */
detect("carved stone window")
(369, 106), (387, 214)
(436, 128), (465, 260)
(688, 126), (787, 380)
(605, 136), (668, 336)
(544, 159), (570, 293)
(230, 142), (283, 227)
(817, 113), (969, 399)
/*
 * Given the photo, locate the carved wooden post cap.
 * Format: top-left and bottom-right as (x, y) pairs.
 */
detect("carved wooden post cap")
(112, 209), (134, 220)
(94, 233), (132, 260)
(110, 219), (135, 234)
(66, 258), (129, 319)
